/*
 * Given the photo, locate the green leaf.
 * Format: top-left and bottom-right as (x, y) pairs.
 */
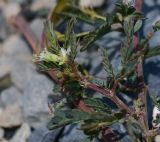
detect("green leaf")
(121, 19), (134, 65)
(117, 61), (137, 79)
(47, 109), (90, 130)
(82, 111), (124, 136)
(64, 18), (78, 60)
(81, 121), (100, 136)
(49, 0), (70, 24)
(61, 5), (106, 26)
(123, 18), (134, 37)
(84, 98), (112, 113)
(81, 20), (113, 51)
(145, 46), (160, 58)
(126, 120), (144, 141)
(54, 98), (67, 109)
(44, 21), (60, 54)
(53, 84), (61, 92)
(0, 74), (12, 91)
(82, 137), (95, 142)
(128, 11), (145, 20)
(91, 77), (107, 87)
(153, 20), (160, 31)
(151, 93), (160, 109)
(64, 17), (76, 49)
(100, 48), (115, 77)
(140, 33), (153, 50)
(134, 20), (143, 33)
(116, 3), (135, 16)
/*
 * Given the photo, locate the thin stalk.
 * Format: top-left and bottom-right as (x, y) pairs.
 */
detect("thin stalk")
(135, 0), (150, 141)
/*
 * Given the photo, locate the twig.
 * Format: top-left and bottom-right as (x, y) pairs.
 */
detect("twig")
(135, 0), (150, 141)
(10, 14), (133, 115)
(10, 14), (91, 113)
(84, 80), (133, 114)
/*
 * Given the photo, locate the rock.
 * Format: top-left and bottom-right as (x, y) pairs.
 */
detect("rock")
(144, 0), (155, 7)
(6, 0), (26, 4)
(155, 135), (160, 142)
(10, 123), (31, 142)
(10, 61), (36, 91)
(29, 18), (44, 41)
(22, 74), (53, 128)
(29, 127), (62, 142)
(0, 139), (9, 142)
(2, 35), (36, 90)
(79, 0), (104, 8)
(0, 44), (2, 55)
(31, 0), (56, 11)
(143, 9), (160, 45)
(0, 12), (9, 41)
(2, 35), (32, 58)
(3, 3), (21, 20)
(0, 128), (4, 139)
(1, 87), (22, 107)
(59, 125), (87, 142)
(0, 104), (23, 128)
(0, 56), (11, 78)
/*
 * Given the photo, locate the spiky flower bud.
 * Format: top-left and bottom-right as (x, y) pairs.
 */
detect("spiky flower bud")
(122, 0), (135, 6)
(152, 106), (160, 127)
(34, 48), (70, 65)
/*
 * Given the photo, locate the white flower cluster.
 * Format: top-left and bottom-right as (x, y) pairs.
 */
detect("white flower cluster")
(122, 0), (135, 6)
(34, 48), (70, 65)
(152, 106), (160, 127)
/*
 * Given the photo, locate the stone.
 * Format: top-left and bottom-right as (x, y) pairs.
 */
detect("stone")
(143, 10), (160, 45)
(0, 139), (9, 142)
(10, 61), (36, 91)
(0, 104), (23, 128)
(59, 125), (87, 142)
(144, 0), (155, 7)
(1, 87), (22, 107)
(2, 35), (32, 58)
(79, 0), (104, 8)
(22, 74), (53, 128)
(29, 18), (45, 41)
(0, 128), (4, 139)
(6, 0), (26, 4)
(29, 127), (62, 142)
(155, 135), (160, 142)
(0, 12), (9, 41)
(2, 35), (36, 90)
(0, 44), (2, 55)
(10, 123), (31, 142)
(3, 3), (21, 20)
(31, 0), (56, 11)
(0, 56), (11, 78)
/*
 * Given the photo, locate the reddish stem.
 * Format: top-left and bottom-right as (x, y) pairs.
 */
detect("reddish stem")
(85, 81), (133, 114)
(135, 0), (150, 140)
(10, 15), (91, 112)
(135, 0), (142, 11)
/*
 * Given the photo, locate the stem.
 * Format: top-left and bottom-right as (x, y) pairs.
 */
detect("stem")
(10, 15), (91, 113)
(84, 81), (133, 114)
(135, 0), (150, 141)
(10, 15), (41, 54)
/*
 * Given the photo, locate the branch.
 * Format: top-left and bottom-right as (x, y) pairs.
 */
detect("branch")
(135, 0), (150, 140)
(10, 14), (92, 113)
(10, 15), (120, 141)
(84, 80), (133, 114)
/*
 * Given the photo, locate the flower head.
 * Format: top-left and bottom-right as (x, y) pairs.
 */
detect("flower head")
(60, 47), (71, 58)
(122, 0), (135, 6)
(34, 48), (70, 65)
(152, 106), (160, 127)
